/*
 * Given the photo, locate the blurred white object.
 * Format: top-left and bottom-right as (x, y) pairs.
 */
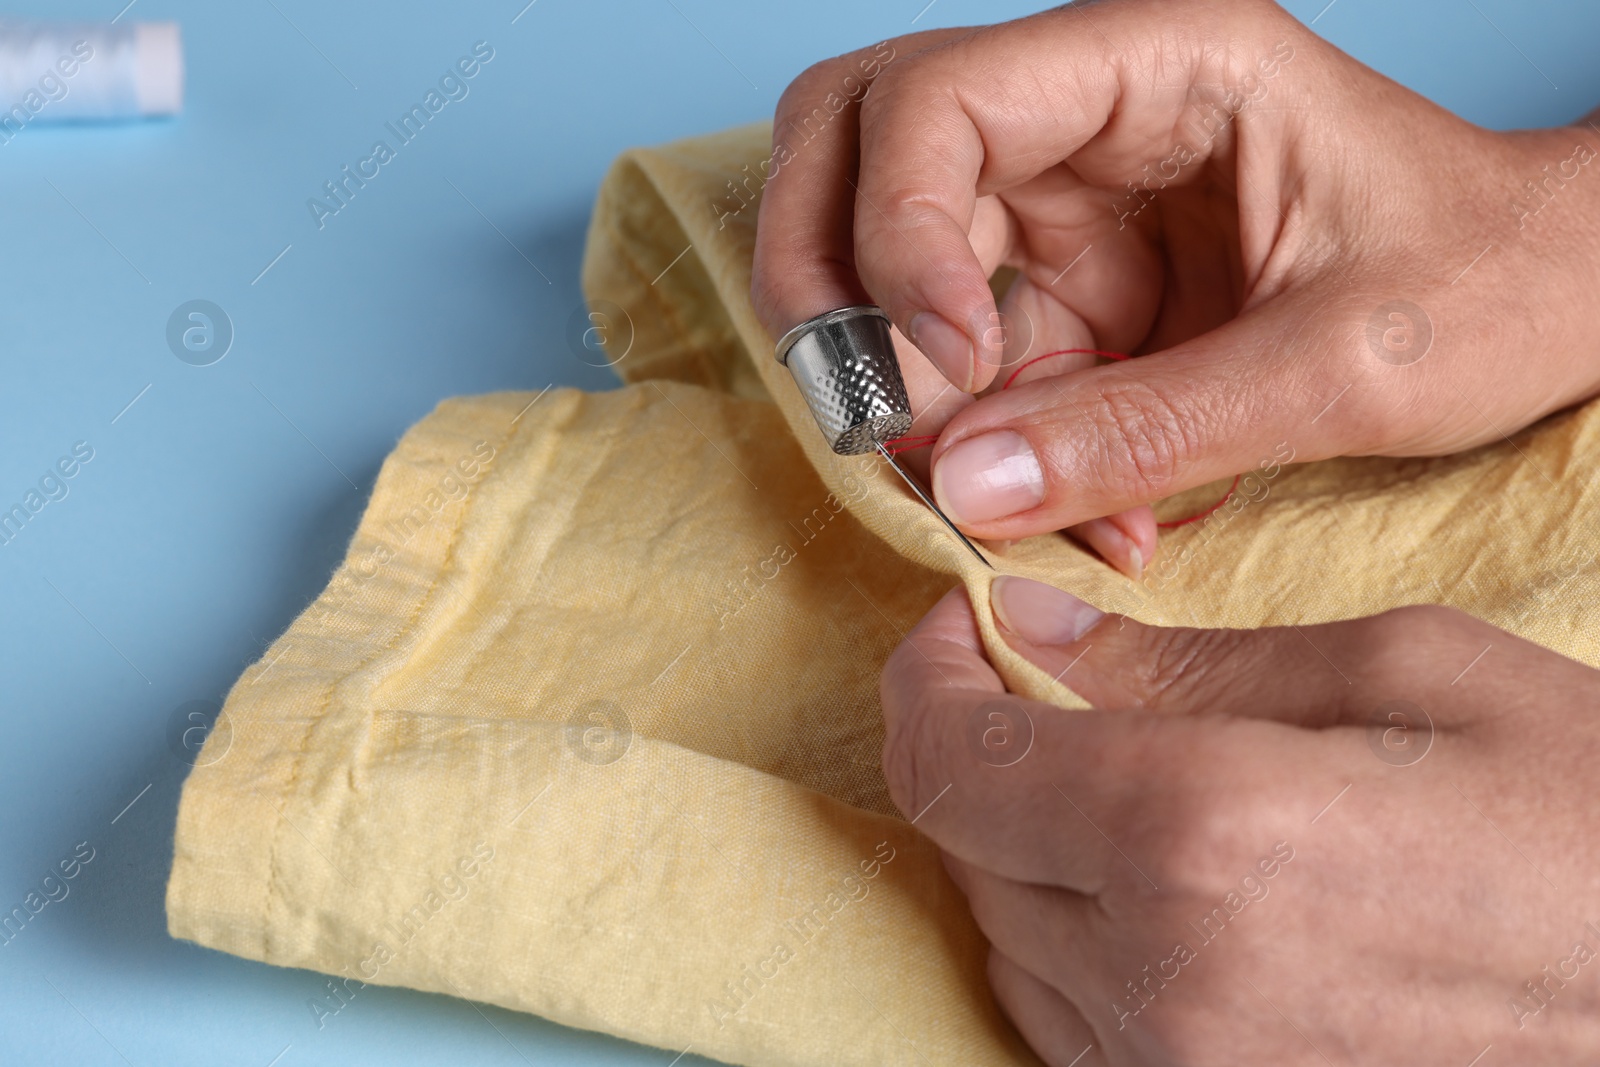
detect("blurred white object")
(0, 19), (182, 139)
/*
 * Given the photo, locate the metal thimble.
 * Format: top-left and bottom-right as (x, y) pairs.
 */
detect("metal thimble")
(773, 306), (912, 456)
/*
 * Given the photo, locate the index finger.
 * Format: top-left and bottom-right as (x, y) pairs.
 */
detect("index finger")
(851, 2), (1304, 401)
(750, 30), (973, 339)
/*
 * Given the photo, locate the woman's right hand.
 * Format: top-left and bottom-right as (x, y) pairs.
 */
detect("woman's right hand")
(751, 0), (1600, 575)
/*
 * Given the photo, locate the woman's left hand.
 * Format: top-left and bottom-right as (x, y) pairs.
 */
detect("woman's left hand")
(881, 576), (1600, 1065)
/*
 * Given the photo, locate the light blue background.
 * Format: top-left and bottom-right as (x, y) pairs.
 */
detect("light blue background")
(1, 1), (1596, 1063)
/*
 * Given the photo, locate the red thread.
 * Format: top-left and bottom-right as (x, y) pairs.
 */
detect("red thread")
(1155, 474), (1241, 529)
(884, 434), (939, 455)
(1001, 348), (1129, 391)
(998, 348), (1240, 530)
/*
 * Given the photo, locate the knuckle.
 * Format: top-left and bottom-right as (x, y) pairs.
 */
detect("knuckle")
(1144, 789), (1239, 892)
(774, 59), (846, 125)
(859, 55), (902, 101)
(858, 65), (938, 139)
(776, 38), (898, 136)
(1334, 330), (1432, 450)
(1121, 627), (1243, 712)
(1073, 726), (1207, 893)
(1345, 603), (1481, 683)
(1080, 378), (1203, 502)
(1137, 741), (1270, 891)
(1379, 602), (1476, 635)
(856, 51), (915, 112)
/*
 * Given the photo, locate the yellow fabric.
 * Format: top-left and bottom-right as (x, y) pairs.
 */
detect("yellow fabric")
(167, 121), (1600, 1067)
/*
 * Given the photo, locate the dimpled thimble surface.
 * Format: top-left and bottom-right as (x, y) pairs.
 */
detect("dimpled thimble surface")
(774, 306), (912, 456)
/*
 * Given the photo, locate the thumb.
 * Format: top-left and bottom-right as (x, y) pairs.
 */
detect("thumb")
(928, 301), (1349, 538)
(988, 576), (1509, 729)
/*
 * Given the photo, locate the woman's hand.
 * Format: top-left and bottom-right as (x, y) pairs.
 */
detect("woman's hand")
(880, 578), (1600, 1065)
(752, 0), (1600, 576)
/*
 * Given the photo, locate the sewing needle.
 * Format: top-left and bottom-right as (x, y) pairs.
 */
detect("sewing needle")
(875, 441), (994, 570)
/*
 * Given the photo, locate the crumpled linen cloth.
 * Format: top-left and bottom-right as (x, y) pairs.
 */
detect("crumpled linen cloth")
(167, 122), (1600, 1067)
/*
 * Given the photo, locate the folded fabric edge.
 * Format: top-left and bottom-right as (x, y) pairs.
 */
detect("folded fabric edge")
(581, 122), (774, 403)
(164, 382), (1036, 1066)
(171, 721), (1029, 1067)
(581, 129), (1094, 710)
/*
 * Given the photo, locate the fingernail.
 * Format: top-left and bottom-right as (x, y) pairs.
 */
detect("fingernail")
(909, 311), (975, 390)
(932, 431), (1044, 525)
(1073, 516), (1146, 580)
(991, 576), (1104, 645)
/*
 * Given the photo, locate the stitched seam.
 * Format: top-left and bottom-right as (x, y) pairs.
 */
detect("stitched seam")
(259, 398), (528, 963)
